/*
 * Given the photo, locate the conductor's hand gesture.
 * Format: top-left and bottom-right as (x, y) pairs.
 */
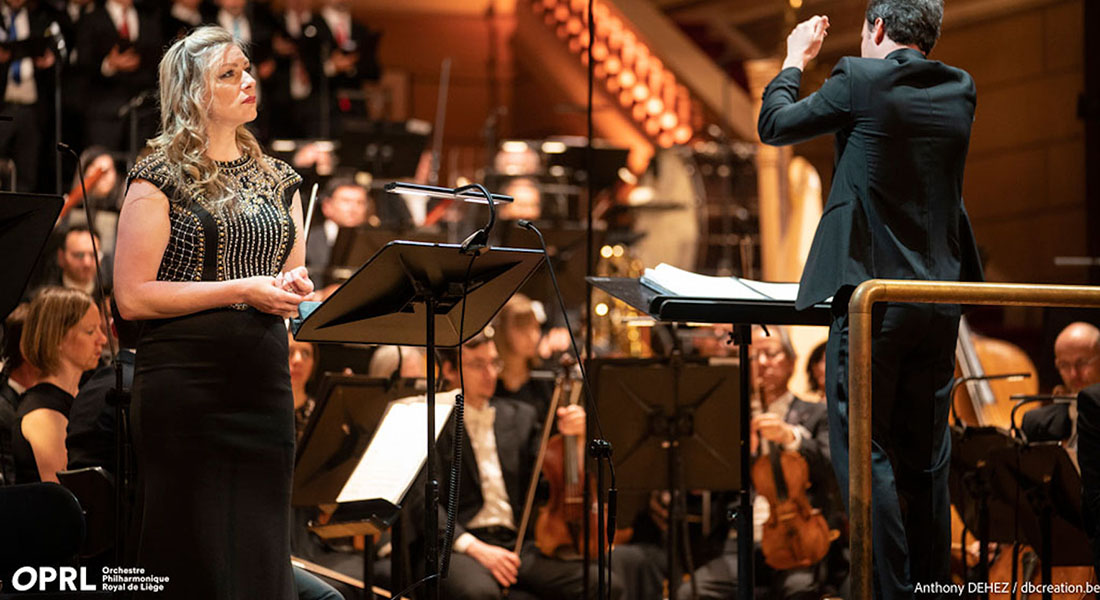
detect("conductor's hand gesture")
(783, 15), (829, 71)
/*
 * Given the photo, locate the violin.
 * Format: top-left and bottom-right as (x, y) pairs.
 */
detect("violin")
(750, 392), (837, 570)
(513, 364), (629, 559)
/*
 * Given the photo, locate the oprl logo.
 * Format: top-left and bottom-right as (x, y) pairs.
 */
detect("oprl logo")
(11, 566), (97, 591)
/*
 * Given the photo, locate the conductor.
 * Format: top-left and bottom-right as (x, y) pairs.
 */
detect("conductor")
(757, 1), (984, 598)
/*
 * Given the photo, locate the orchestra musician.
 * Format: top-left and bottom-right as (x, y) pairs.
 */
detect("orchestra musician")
(665, 326), (843, 600)
(1020, 322), (1100, 445)
(425, 331), (622, 600)
(114, 26), (311, 599)
(757, 1), (984, 597)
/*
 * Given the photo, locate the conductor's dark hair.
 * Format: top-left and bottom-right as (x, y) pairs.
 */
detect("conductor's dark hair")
(866, 0), (943, 55)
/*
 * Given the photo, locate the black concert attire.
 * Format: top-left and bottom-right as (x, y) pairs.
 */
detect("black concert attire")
(1020, 402), (1073, 443)
(317, 6), (380, 136)
(0, 374), (24, 485)
(759, 48), (983, 600)
(77, 0), (162, 151)
(267, 9), (327, 139)
(161, 0), (214, 43)
(1077, 384), (1100, 578)
(0, 1), (57, 192)
(126, 150), (302, 599)
(655, 394), (844, 600)
(66, 349), (134, 474)
(413, 396), (622, 600)
(11, 382), (74, 484)
(494, 374), (555, 421)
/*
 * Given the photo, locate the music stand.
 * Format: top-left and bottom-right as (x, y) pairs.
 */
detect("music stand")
(589, 275), (831, 600)
(0, 192), (63, 320)
(294, 373), (428, 600)
(984, 442), (1092, 600)
(948, 425), (1018, 594)
(292, 240), (543, 600)
(589, 356), (741, 589)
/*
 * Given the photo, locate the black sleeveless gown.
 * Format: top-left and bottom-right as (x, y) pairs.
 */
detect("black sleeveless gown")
(127, 152), (301, 599)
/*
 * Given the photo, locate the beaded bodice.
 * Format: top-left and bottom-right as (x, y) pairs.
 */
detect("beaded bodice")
(127, 151), (302, 284)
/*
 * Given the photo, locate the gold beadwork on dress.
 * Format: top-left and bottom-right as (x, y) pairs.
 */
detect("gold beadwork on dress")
(127, 151), (303, 300)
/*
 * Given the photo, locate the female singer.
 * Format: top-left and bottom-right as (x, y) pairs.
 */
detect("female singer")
(114, 26), (312, 599)
(12, 287), (106, 484)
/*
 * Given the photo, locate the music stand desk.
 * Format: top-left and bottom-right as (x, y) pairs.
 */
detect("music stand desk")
(588, 276), (829, 600)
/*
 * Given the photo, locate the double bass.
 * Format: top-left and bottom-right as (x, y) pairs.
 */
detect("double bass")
(950, 317), (1096, 594)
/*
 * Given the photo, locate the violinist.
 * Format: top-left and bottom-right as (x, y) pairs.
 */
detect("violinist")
(429, 331), (622, 600)
(676, 326), (844, 600)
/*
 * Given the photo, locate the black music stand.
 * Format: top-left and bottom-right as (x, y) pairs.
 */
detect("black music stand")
(294, 373), (427, 600)
(589, 276), (830, 600)
(292, 240), (543, 600)
(984, 442), (1092, 600)
(1, 192), (63, 320)
(948, 425), (1019, 595)
(589, 356), (741, 591)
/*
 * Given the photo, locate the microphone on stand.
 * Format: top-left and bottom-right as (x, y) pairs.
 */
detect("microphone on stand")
(58, 142), (129, 562)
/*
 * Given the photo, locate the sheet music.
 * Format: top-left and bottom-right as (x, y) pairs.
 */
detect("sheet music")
(336, 395), (454, 504)
(641, 263), (799, 302)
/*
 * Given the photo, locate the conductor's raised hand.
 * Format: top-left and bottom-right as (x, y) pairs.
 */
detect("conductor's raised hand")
(241, 276), (307, 318)
(783, 15), (830, 71)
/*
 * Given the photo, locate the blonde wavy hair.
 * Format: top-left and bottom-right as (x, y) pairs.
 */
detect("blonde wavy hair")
(149, 26), (273, 211)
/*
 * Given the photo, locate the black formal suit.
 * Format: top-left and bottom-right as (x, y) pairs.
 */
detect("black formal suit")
(759, 48), (982, 600)
(1021, 402), (1073, 443)
(408, 396), (619, 600)
(0, 375), (21, 486)
(1076, 384), (1100, 578)
(267, 10), (327, 139)
(0, 2), (58, 192)
(76, 1), (162, 151)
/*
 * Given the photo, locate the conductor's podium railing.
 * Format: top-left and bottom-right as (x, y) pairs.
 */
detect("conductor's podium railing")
(846, 279), (1100, 600)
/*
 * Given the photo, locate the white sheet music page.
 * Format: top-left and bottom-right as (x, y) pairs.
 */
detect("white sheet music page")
(336, 392), (455, 504)
(640, 263), (800, 302)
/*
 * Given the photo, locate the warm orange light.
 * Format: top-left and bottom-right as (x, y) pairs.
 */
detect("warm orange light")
(566, 16), (583, 35)
(556, 23), (569, 39)
(658, 131), (674, 148)
(542, 0), (557, 10)
(606, 76), (620, 94)
(606, 18), (623, 49)
(592, 42), (609, 61)
(569, 36), (582, 53)
(645, 118), (662, 137)
(632, 103), (647, 122)
(554, 4), (570, 22)
(619, 89), (634, 108)
(594, 2), (610, 21)
(570, 0), (585, 12)
(594, 63), (607, 79)
(605, 56), (622, 75)
(674, 125), (693, 145)
(646, 97), (664, 116)
(660, 111), (678, 130)
(618, 69), (636, 88)
(632, 83), (650, 102)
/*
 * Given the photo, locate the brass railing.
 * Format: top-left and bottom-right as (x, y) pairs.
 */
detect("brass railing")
(847, 279), (1100, 600)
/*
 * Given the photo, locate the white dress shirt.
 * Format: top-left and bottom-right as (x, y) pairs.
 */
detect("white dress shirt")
(453, 400), (517, 553)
